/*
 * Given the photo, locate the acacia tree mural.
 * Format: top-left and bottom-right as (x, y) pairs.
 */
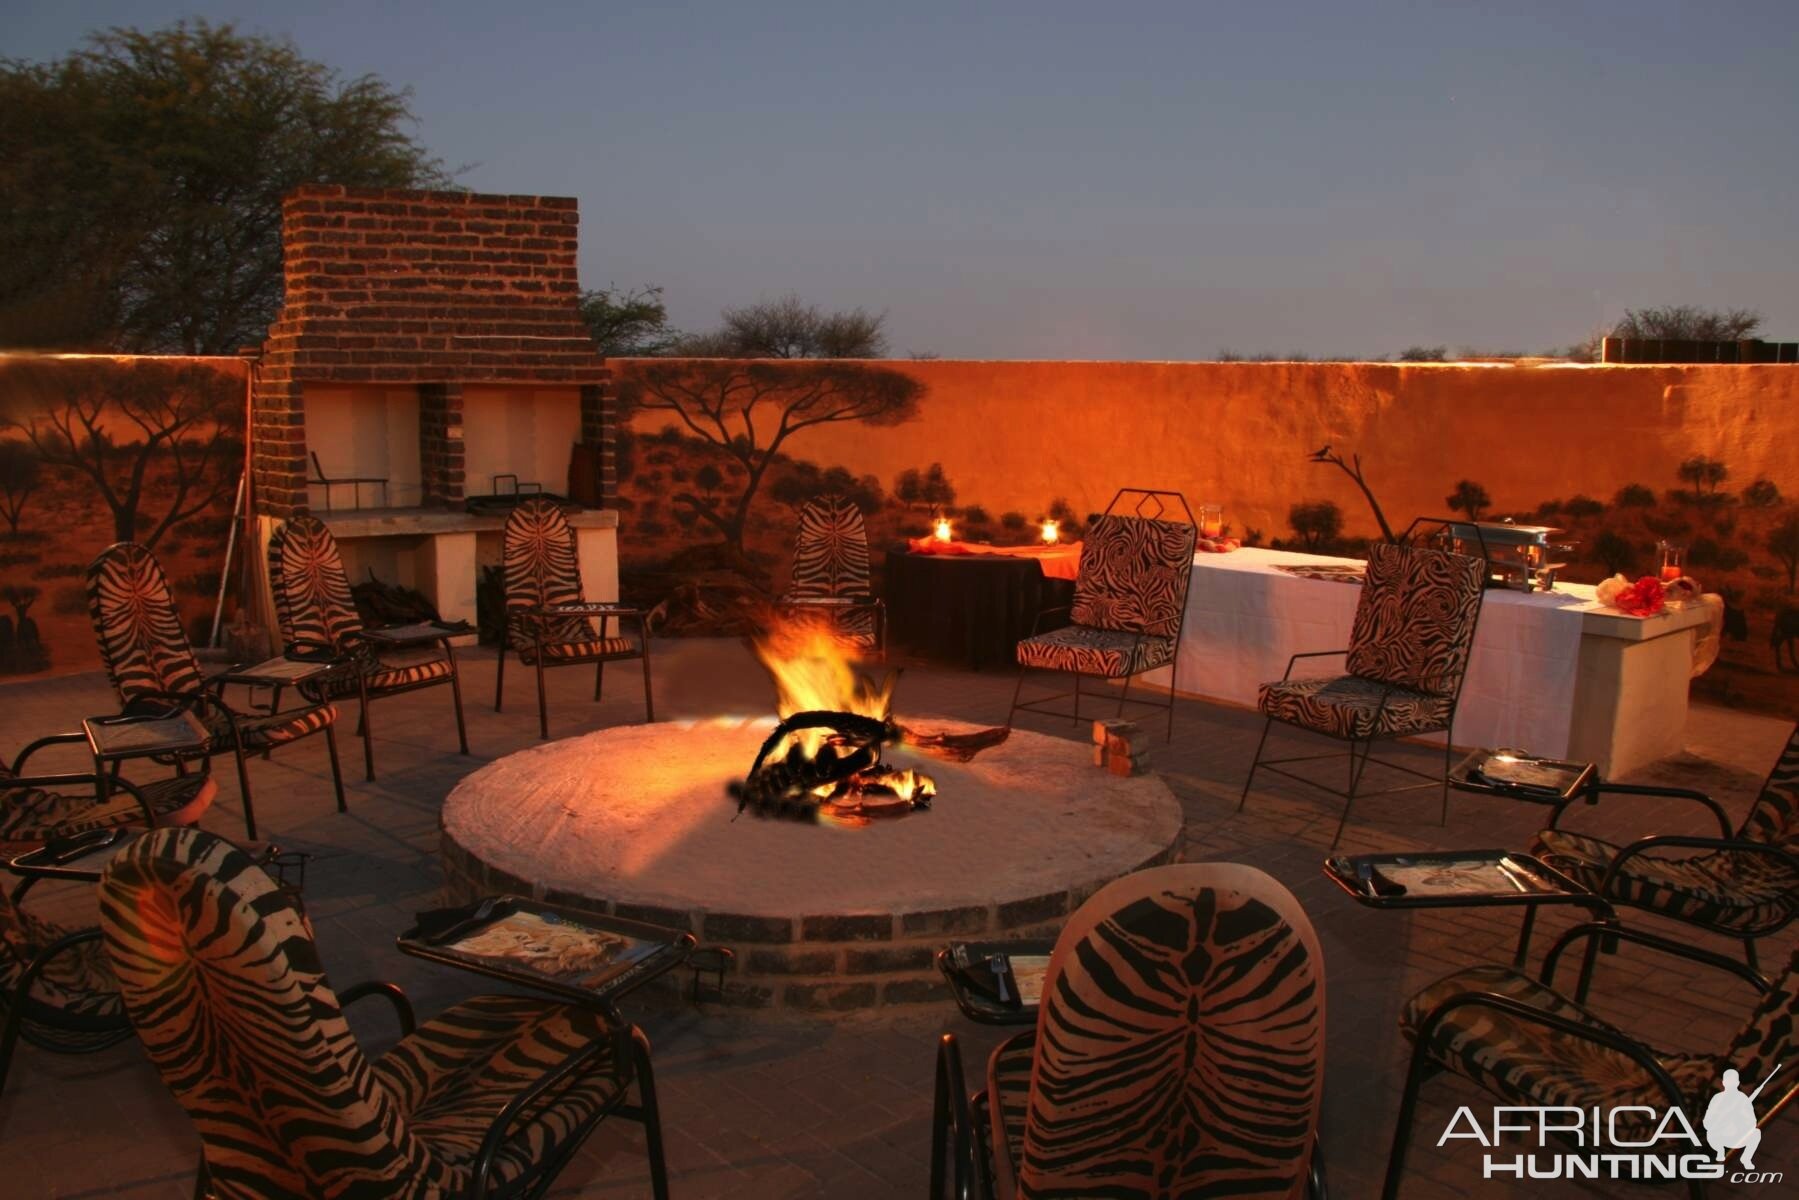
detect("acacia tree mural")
(617, 360), (924, 557)
(0, 440), (40, 534)
(1, 358), (241, 548)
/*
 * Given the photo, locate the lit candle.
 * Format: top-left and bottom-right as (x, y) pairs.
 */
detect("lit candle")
(1040, 518), (1059, 544)
(1200, 504), (1223, 539)
(933, 516), (953, 543)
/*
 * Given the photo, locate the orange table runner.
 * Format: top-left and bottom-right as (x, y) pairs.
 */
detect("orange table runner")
(904, 538), (1083, 581)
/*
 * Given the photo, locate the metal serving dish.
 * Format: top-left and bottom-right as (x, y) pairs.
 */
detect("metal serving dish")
(1430, 519), (1574, 592)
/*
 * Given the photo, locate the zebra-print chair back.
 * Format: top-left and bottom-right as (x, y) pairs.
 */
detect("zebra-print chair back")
(85, 542), (206, 701)
(789, 495), (871, 599)
(503, 498), (585, 613)
(1069, 515), (1197, 639)
(1741, 725), (1799, 851)
(1346, 542), (1484, 697)
(1017, 863), (1325, 1198)
(99, 827), (447, 1198)
(268, 514), (363, 650)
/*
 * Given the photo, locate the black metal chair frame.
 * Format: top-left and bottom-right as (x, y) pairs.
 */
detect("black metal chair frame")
(1006, 488), (1196, 742)
(282, 631), (470, 784)
(0, 737), (191, 1098)
(1238, 534), (1486, 849)
(934, 1031), (1330, 1199)
(307, 450), (389, 512)
(1542, 778), (1799, 980)
(495, 606), (655, 741)
(1381, 924), (1793, 1200)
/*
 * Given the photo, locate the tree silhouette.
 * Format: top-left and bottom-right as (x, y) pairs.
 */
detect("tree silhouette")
(1613, 306), (1761, 342)
(1445, 480), (1491, 522)
(674, 294), (888, 359)
(1, 358), (241, 547)
(1771, 514), (1799, 594)
(616, 360), (923, 554)
(1591, 531), (1635, 576)
(1677, 456), (1729, 500)
(1288, 501), (1343, 552)
(1308, 446), (1396, 543)
(0, 440), (41, 534)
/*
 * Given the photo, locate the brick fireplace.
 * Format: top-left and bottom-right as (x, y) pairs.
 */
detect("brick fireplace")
(248, 185), (620, 632)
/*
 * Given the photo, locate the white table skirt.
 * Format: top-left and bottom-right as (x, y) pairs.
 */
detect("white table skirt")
(1140, 548), (1603, 757)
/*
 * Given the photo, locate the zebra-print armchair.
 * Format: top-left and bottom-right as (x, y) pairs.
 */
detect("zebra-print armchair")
(1239, 542), (1485, 849)
(776, 495), (885, 657)
(1383, 928), (1798, 1199)
(932, 863), (1329, 1199)
(268, 514), (469, 781)
(0, 732), (215, 1097)
(1008, 490), (1198, 741)
(496, 498), (652, 740)
(86, 542), (345, 841)
(98, 826), (670, 1199)
(1529, 722), (1799, 979)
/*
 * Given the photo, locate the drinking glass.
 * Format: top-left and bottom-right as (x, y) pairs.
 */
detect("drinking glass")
(1200, 504), (1223, 539)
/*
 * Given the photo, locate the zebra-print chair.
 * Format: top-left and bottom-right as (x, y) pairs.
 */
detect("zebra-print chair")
(932, 863), (1328, 1199)
(268, 514), (469, 781)
(1382, 928), (1799, 1199)
(1008, 490), (1197, 741)
(0, 733), (215, 1098)
(776, 494), (885, 657)
(1529, 722), (1799, 979)
(98, 826), (670, 1200)
(1239, 542), (1485, 849)
(86, 542), (345, 841)
(496, 498), (653, 740)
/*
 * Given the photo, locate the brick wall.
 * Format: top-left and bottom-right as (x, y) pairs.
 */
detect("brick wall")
(251, 185), (612, 516)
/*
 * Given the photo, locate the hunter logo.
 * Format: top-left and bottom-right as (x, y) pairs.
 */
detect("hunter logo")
(1438, 1064), (1782, 1185)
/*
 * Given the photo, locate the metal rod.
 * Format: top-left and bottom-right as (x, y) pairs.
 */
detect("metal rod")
(208, 472), (247, 648)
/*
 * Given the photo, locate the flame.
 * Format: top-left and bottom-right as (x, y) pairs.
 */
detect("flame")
(933, 516), (953, 542)
(752, 618), (895, 757)
(1040, 518), (1059, 544)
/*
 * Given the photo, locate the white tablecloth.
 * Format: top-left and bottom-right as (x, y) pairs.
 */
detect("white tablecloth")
(1141, 548), (1606, 757)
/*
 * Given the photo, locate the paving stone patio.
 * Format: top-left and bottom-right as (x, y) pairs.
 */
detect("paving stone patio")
(1, 638), (1792, 1198)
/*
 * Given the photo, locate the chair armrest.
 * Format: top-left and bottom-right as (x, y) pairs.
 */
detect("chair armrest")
(469, 1027), (620, 1200)
(10, 731), (93, 776)
(1282, 650), (1349, 681)
(1548, 783), (1733, 836)
(1029, 605), (1072, 637)
(1412, 988), (1690, 1115)
(340, 980), (417, 1036)
(931, 1032), (984, 1200)
(1540, 920), (1771, 995)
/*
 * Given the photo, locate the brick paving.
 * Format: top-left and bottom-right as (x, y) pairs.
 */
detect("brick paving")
(0, 638), (1792, 1198)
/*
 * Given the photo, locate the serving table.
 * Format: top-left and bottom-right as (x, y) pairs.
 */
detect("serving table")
(1139, 548), (1713, 775)
(884, 544), (1078, 669)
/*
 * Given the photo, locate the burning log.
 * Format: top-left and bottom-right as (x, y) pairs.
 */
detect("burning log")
(728, 709), (935, 825)
(895, 723), (1010, 762)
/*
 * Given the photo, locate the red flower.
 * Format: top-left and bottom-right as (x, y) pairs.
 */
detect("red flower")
(1614, 575), (1666, 617)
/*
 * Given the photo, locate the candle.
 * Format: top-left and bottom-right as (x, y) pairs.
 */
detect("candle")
(933, 517), (953, 543)
(1040, 518), (1059, 544)
(1200, 504), (1223, 539)
(1661, 565), (1682, 582)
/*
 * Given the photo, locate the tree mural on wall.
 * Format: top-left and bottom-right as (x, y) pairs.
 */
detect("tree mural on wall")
(0, 439), (40, 534)
(617, 360), (923, 556)
(1, 357), (241, 548)
(1444, 479), (1491, 522)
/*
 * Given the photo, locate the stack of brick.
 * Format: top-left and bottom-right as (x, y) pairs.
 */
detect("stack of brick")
(1092, 719), (1152, 776)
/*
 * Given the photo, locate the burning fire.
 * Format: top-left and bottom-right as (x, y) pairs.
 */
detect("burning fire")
(734, 617), (936, 825)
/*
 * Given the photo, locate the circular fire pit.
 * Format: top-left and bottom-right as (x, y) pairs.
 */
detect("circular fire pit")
(440, 717), (1183, 1011)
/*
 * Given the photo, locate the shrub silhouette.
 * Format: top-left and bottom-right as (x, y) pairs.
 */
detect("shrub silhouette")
(1591, 531), (1635, 575)
(1743, 479), (1782, 508)
(1288, 501), (1344, 552)
(1614, 483), (1657, 508)
(1445, 480), (1491, 521)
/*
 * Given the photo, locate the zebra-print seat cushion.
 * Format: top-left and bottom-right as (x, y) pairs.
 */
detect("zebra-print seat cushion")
(205, 703), (339, 750)
(512, 625), (640, 665)
(0, 892), (126, 1052)
(0, 773), (216, 854)
(1016, 625), (1174, 678)
(310, 646), (455, 697)
(1400, 963), (1718, 1140)
(372, 994), (629, 1188)
(1070, 515), (1196, 639)
(1007, 864), (1324, 1198)
(1259, 674), (1453, 739)
(1531, 828), (1799, 936)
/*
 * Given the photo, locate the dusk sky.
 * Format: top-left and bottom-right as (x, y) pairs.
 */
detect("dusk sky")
(12, 2), (1799, 359)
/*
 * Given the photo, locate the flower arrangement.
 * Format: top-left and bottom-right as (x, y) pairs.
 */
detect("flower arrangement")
(1595, 574), (1666, 617)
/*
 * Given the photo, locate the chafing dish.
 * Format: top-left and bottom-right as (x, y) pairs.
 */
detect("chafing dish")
(1429, 519), (1574, 592)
